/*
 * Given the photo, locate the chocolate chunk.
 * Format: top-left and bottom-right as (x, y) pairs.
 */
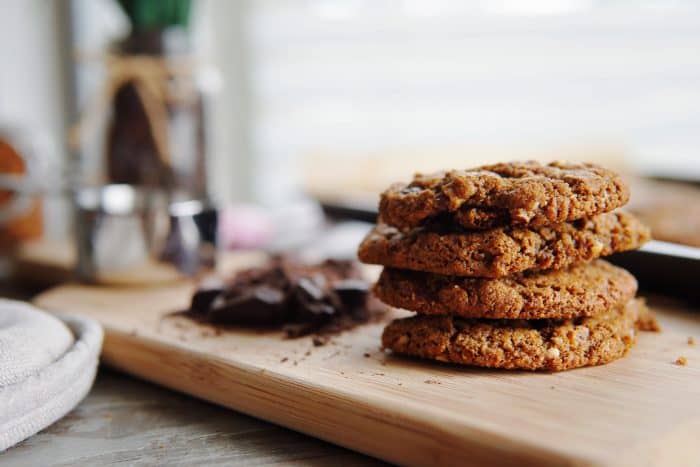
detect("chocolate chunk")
(333, 279), (370, 310)
(207, 285), (287, 325)
(185, 255), (378, 337)
(295, 276), (326, 302)
(189, 277), (225, 314)
(189, 287), (222, 315)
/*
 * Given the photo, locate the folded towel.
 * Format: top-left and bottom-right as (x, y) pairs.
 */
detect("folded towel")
(0, 299), (103, 451)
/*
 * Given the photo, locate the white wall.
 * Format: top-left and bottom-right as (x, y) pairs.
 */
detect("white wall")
(0, 0), (69, 239)
(248, 0), (700, 203)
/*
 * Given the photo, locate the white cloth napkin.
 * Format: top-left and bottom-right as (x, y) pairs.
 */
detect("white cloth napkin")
(0, 299), (103, 451)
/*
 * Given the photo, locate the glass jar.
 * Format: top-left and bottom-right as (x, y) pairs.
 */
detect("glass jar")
(100, 28), (208, 199)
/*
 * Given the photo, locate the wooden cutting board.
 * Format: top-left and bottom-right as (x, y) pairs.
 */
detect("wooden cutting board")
(34, 283), (700, 467)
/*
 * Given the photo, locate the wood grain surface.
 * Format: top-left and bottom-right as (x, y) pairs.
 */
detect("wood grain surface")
(2, 368), (385, 466)
(34, 283), (700, 467)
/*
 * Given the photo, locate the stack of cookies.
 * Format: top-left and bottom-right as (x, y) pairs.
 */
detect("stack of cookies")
(358, 161), (655, 371)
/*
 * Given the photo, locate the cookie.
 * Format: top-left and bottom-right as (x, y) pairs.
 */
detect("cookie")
(358, 211), (650, 278)
(381, 299), (649, 371)
(375, 260), (637, 320)
(379, 161), (629, 230)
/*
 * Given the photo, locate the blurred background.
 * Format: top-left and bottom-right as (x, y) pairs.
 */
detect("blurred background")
(2, 0), (700, 284)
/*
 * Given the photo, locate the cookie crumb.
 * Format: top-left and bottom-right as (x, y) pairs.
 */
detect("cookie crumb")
(424, 379), (441, 385)
(304, 350), (312, 357)
(676, 356), (688, 366)
(688, 337), (695, 346)
(280, 357), (288, 363)
(635, 306), (661, 332)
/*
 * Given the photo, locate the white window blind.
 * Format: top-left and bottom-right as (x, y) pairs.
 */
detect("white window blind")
(247, 0), (700, 203)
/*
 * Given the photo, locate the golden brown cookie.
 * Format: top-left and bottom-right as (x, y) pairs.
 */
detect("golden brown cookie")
(379, 161), (629, 230)
(381, 299), (650, 371)
(358, 211), (650, 278)
(375, 260), (637, 320)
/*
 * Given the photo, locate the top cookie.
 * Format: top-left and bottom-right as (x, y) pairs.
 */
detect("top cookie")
(379, 161), (630, 230)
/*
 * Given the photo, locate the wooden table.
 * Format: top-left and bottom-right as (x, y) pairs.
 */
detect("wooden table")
(2, 368), (385, 466)
(0, 282), (383, 466)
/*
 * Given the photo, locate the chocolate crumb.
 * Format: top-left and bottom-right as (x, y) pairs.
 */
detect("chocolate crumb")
(313, 335), (329, 347)
(280, 357), (288, 363)
(424, 379), (441, 385)
(304, 350), (312, 357)
(363, 353), (371, 358)
(689, 337), (696, 346)
(676, 356), (688, 366)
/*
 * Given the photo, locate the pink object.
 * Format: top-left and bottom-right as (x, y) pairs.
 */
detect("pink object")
(218, 205), (274, 250)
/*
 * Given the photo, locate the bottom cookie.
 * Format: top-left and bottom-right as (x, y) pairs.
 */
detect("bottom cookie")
(381, 299), (651, 371)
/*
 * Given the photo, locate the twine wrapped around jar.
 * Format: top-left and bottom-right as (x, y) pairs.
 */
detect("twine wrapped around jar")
(69, 52), (201, 178)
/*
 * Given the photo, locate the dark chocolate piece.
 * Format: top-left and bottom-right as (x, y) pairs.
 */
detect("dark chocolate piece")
(189, 277), (224, 314)
(207, 285), (286, 325)
(185, 255), (377, 337)
(332, 279), (370, 310)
